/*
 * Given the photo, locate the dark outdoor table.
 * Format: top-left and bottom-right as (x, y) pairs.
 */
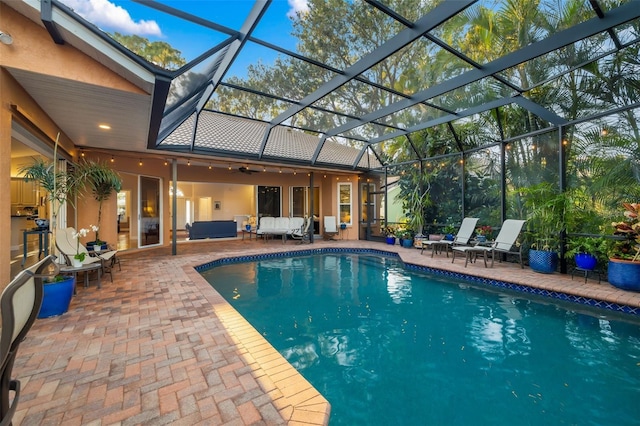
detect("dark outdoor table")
(60, 262), (102, 290)
(22, 228), (51, 267)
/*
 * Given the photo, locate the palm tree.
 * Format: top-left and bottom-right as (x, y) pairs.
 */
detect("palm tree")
(18, 134), (84, 255)
(76, 160), (122, 244)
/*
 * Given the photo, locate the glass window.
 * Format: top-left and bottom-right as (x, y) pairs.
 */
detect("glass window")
(338, 182), (352, 225)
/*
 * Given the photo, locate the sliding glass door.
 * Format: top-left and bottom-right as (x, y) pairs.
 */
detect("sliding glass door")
(139, 176), (161, 247)
(257, 186), (281, 218)
(291, 186), (319, 234)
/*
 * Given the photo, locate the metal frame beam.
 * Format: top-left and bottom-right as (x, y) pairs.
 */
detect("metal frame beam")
(325, 1), (640, 141)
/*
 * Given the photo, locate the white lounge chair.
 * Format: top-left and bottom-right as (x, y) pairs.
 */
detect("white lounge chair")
(56, 227), (118, 281)
(421, 217), (479, 257)
(323, 216), (338, 240)
(451, 219), (526, 268)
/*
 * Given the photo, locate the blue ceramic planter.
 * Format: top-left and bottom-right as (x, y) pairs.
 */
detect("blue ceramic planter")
(401, 238), (413, 248)
(529, 249), (558, 274)
(575, 253), (597, 271)
(385, 236), (396, 245)
(608, 259), (640, 291)
(38, 276), (75, 318)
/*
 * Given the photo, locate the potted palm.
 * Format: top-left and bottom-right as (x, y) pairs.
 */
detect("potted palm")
(521, 183), (566, 274)
(404, 189), (429, 248)
(607, 202), (640, 291)
(19, 133), (85, 317)
(76, 160), (122, 250)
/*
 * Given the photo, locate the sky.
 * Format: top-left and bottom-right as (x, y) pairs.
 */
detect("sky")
(59, 0), (310, 71)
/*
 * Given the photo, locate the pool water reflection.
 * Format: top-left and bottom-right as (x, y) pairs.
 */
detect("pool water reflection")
(201, 253), (640, 425)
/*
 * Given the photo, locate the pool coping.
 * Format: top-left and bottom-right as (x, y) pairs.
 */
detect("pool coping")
(185, 261), (332, 425)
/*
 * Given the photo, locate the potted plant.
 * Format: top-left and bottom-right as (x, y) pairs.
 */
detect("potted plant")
(19, 133), (85, 316)
(400, 230), (414, 248)
(38, 273), (76, 318)
(607, 202), (640, 291)
(395, 225), (409, 246)
(403, 189), (430, 248)
(76, 160), (122, 250)
(475, 225), (492, 243)
(521, 183), (566, 274)
(443, 220), (456, 241)
(382, 224), (397, 245)
(564, 236), (607, 271)
(71, 228), (90, 267)
(19, 149), (83, 254)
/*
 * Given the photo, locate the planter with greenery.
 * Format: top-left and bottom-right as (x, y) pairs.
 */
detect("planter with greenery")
(607, 203), (640, 291)
(38, 274), (75, 318)
(19, 134), (85, 317)
(475, 225), (492, 243)
(19, 140), (83, 256)
(442, 221), (456, 241)
(564, 236), (607, 271)
(401, 187), (430, 248)
(400, 231), (414, 248)
(521, 183), (566, 274)
(382, 224), (397, 245)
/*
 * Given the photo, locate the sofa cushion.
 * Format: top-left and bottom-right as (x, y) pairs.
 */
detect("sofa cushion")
(188, 221), (237, 239)
(257, 217), (275, 234)
(273, 217), (290, 232)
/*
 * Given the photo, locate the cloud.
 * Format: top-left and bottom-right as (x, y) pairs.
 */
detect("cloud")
(61, 0), (162, 36)
(287, 0), (309, 19)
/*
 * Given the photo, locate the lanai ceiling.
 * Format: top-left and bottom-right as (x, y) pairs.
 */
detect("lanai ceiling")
(5, 0), (640, 172)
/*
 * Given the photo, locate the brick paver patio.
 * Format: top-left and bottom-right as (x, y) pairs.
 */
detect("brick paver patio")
(11, 238), (640, 425)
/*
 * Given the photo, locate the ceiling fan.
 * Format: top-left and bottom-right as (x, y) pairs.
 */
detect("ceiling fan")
(238, 166), (256, 174)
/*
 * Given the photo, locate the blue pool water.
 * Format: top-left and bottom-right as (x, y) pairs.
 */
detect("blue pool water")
(200, 253), (640, 425)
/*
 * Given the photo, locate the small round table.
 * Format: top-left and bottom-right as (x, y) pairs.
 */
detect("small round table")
(60, 263), (102, 290)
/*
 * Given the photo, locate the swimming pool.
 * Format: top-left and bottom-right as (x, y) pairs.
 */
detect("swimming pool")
(200, 251), (640, 425)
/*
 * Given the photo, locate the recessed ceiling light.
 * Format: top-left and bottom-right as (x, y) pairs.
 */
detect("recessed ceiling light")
(98, 124), (111, 130)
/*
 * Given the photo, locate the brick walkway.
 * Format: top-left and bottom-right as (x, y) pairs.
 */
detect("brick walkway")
(12, 239), (640, 425)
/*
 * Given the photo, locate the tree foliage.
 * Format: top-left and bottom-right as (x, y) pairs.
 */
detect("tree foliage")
(206, 0), (638, 227)
(111, 32), (186, 70)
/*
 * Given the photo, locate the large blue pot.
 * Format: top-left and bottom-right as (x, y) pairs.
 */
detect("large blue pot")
(38, 276), (75, 318)
(385, 236), (396, 245)
(529, 249), (558, 274)
(401, 238), (413, 248)
(608, 259), (640, 291)
(575, 253), (597, 271)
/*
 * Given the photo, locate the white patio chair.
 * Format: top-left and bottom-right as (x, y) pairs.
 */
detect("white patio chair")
(323, 216), (338, 240)
(421, 217), (479, 257)
(451, 219), (526, 268)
